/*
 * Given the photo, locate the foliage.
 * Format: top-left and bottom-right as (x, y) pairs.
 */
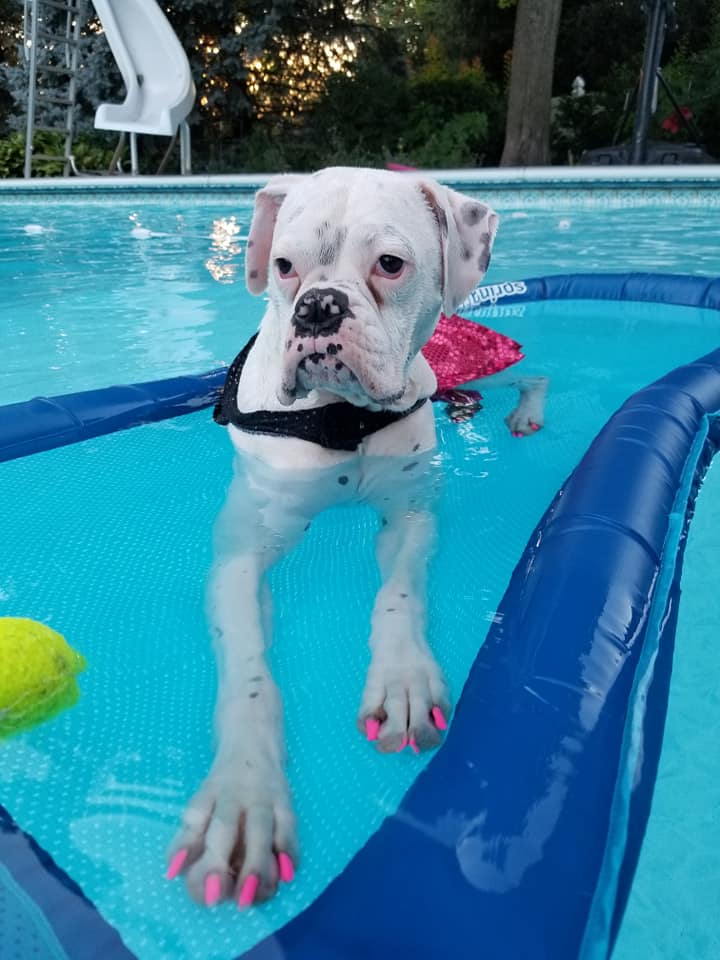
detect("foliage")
(1, 0), (720, 174)
(0, 129), (116, 177)
(550, 93), (619, 164)
(657, 4), (720, 157)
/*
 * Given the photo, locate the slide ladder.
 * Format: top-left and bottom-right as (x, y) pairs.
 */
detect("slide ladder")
(23, 0), (86, 178)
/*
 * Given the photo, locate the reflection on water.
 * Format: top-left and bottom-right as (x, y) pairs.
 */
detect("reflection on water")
(205, 216), (244, 284)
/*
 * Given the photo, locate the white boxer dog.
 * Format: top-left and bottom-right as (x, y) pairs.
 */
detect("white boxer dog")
(166, 167), (545, 909)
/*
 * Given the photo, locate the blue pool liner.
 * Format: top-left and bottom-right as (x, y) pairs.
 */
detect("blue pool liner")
(2, 273), (720, 960)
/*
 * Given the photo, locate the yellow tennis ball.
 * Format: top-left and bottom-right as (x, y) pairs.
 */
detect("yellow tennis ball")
(0, 618), (86, 738)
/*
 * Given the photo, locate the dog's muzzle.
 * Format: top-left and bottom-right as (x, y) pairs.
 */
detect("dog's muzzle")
(292, 287), (354, 336)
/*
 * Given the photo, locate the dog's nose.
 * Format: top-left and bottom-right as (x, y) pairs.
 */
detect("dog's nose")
(292, 287), (352, 335)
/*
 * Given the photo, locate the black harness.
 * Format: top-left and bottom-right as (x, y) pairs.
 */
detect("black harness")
(213, 335), (427, 452)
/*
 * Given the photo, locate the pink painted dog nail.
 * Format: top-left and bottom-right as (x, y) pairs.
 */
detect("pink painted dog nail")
(513, 431), (523, 438)
(204, 872), (222, 907)
(397, 735), (408, 752)
(530, 422), (540, 431)
(431, 706), (448, 731)
(409, 737), (419, 755)
(277, 852), (295, 883)
(365, 717), (380, 742)
(166, 848), (187, 880)
(238, 873), (260, 909)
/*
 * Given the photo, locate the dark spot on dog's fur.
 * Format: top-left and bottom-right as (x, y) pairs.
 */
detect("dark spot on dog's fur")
(249, 691), (259, 699)
(381, 517), (388, 526)
(478, 231), (492, 273)
(336, 343), (343, 351)
(297, 343), (304, 351)
(317, 226), (348, 267)
(335, 361), (343, 371)
(304, 521), (311, 531)
(338, 475), (349, 485)
(249, 269), (258, 279)
(247, 240), (254, 248)
(245, 760), (253, 768)
(403, 461), (419, 471)
(462, 202), (486, 226)
(413, 443), (420, 451)
(386, 608), (396, 613)
(400, 592), (408, 598)
(327, 343), (338, 355)
(462, 247), (472, 261)
(249, 676), (263, 683)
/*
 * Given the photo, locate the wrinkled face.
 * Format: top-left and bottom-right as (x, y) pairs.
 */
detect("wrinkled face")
(246, 168), (498, 409)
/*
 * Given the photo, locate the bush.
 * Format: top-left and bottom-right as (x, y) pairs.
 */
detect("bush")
(550, 92), (620, 164)
(0, 130), (118, 177)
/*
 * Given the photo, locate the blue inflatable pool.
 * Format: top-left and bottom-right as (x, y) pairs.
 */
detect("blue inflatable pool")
(1, 273), (719, 960)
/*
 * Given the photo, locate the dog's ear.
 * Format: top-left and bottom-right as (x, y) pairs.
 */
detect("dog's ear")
(245, 175), (304, 295)
(418, 182), (499, 314)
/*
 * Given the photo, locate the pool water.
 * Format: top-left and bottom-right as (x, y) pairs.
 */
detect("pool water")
(1, 289), (719, 959)
(2, 197), (720, 404)
(2, 187), (720, 958)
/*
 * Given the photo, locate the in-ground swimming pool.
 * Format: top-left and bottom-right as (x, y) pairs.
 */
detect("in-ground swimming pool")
(1, 171), (719, 960)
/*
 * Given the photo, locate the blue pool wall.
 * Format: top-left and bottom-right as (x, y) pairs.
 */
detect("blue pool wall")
(1, 273), (720, 960)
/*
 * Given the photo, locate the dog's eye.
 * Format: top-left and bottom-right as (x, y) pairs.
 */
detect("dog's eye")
(376, 255), (404, 278)
(275, 258), (295, 277)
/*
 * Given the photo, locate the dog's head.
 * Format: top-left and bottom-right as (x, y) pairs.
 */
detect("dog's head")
(245, 167), (498, 410)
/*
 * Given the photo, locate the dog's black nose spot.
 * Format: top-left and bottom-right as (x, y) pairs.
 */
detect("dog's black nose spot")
(338, 475), (349, 485)
(292, 287), (353, 335)
(402, 461), (419, 471)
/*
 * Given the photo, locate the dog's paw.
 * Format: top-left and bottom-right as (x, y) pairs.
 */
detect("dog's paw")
(504, 403), (543, 437)
(166, 764), (298, 908)
(358, 657), (451, 754)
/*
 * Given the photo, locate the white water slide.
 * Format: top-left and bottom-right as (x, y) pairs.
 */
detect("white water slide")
(92, 0), (196, 174)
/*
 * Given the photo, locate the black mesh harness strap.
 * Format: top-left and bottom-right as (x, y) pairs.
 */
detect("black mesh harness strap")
(213, 335), (427, 452)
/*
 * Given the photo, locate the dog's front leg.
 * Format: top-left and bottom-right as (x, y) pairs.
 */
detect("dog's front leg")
(478, 371), (549, 436)
(358, 502), (450, 754)
(167, 474), (305, 908)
